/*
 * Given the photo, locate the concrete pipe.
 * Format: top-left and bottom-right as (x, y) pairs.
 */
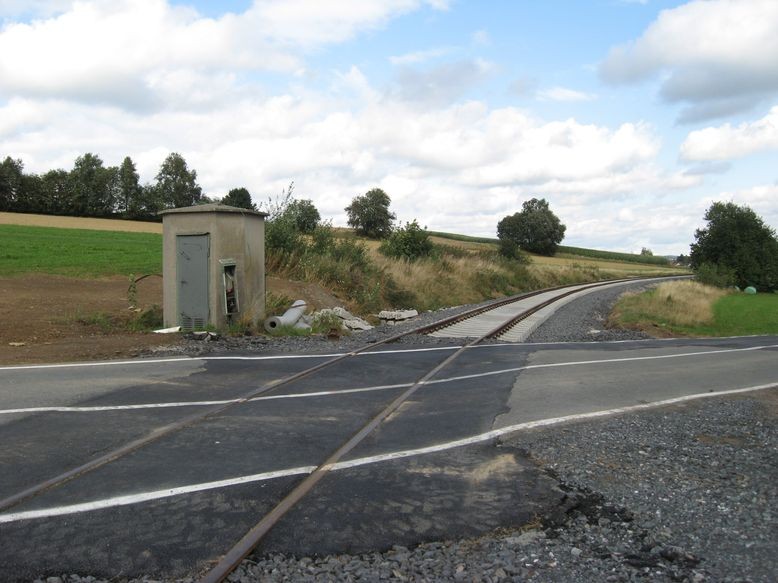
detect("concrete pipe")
(264, 300), (308, 333)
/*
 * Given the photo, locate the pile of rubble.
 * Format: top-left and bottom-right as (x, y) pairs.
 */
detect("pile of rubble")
(263, 301), (419, 333)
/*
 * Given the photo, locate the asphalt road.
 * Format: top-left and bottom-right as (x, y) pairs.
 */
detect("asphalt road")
(0, 336), (776, 581)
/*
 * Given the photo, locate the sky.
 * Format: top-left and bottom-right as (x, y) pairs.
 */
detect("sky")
(1, 0), (777, 255)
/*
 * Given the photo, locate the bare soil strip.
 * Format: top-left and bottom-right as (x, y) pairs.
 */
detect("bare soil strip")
(0, 212), (162, 234)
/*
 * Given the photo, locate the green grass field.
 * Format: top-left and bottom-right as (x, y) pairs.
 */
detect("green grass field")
(613, 282), (778, 337)
(0, 224), (162, 277)
(706, 293), (778, 336)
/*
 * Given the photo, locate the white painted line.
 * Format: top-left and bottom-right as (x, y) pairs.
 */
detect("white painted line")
(0, 466), (316, 524)
(0, 346), (464, 372)
(3, 334), (776, 372)
(1, 382), (774, 525)
(0, 400), (238, 415)
(426, 344), (778, 385)
(330, 383), (778, 471)
(2, 344), (776, 416)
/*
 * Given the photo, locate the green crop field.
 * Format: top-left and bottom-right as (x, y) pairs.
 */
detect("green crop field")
(428, 231), (672, 265)
(0, 224), (163, 277)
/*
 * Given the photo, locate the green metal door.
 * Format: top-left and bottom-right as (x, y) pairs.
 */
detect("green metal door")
(177, 234), (209, 330)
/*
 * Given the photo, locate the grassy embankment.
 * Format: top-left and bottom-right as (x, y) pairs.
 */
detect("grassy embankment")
(610, 280), (778, 336)
(0, 218), (685, 319)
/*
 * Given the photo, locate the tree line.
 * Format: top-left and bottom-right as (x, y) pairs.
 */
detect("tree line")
(0, 152), (206, 220)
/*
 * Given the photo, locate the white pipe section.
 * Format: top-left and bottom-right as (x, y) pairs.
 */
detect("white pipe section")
(263, 300), (308, 333)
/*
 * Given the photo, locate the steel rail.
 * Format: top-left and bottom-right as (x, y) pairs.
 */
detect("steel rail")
(198, 309), (514, 583)
(197, 275), (678, 582)
(484, 278), (641, 340)
(0, 280), (576, 514)
(0, 275), (678, 555)
(0, 322), (433, 514)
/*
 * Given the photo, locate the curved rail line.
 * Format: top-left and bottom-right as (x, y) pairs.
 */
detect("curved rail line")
(0, 275), (677, 581)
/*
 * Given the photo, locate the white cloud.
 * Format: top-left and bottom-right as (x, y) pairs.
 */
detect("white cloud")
(471, 29), (490, 46)
(536, 87), (596, 102)
(1, 77), (683, 253)
(0, 0), (447, 107)
(680, 106), (778, 161)
(389, 59), (496, 106)
(707, 184), (778, 229)
(389, 47), (451, 65)
(0, 1), (713, 254)
(600, 0), (778, 121)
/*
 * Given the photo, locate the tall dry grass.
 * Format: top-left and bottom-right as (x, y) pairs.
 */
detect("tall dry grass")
(615, 280), (729, 327)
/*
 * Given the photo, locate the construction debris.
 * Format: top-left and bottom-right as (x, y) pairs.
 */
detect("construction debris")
(314, 307), (374, 331)
(378, 309), (419, 325)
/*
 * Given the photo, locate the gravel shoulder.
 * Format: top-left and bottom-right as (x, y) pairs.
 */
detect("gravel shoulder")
(237, 391), (776, 583)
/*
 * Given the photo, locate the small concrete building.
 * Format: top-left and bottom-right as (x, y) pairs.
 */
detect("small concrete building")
(160, 203), (267, 331)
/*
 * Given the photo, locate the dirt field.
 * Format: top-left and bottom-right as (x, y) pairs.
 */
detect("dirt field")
(0, 212), (162, 233)
(0, 274), (343, 366)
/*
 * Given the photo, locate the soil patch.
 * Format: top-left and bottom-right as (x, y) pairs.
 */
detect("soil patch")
(0, 274), (345, 366)
(0, 212), (162, 233)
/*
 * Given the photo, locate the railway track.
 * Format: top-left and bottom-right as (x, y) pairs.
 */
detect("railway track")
(0, 275), (677, 581)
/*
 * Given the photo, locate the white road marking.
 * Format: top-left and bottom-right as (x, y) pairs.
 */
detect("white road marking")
(4, 334), (770, 372)
(0, 382), (774, 525)
(330, 383), (778, 471)
(0, 466), (316, 524)
(2, 344), (776, 416)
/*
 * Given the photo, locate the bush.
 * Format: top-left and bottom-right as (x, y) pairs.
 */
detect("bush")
(285, 199), (320, 233)
(498, 239), (530, 264)
(265, 215), (305, 255)
(379, 220), (433, 261)
(695, 262), (736, 288)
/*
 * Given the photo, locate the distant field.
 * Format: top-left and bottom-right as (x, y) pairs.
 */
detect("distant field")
(427, 231), (499, 245)
(557, 245), (670, 266)
(429, 230), (673, 266)
(0, 224), (162, 277)
(0, 212), (162, 234)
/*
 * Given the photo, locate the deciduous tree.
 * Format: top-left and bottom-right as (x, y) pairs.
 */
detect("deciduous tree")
(690, 201), (778, 291)
(155, 153), (202, 209)
(68, 153), (117, 217)
(285, 199), (320, 233)
(497, 198), (566, 256)
(117, 156), (142, 217)
(221, 187), (256, 210)
(0, 157), (24, 211)
(345, 188), (395, 239)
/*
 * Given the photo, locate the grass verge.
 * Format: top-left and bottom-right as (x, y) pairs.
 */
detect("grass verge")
(610, 280), (778, 336)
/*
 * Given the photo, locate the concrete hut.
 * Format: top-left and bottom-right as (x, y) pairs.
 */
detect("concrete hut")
(160, 203), (267, 331)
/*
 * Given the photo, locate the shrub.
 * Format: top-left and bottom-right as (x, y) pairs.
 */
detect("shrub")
(498, 239), (530, 264)
(695, 262), (736, 288)
(265, 215), (305, 255)
(285, 199), (320, 233)
(379, 220), (433, 261)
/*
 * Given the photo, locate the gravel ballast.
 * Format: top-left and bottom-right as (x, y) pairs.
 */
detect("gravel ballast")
(231, 393), (776, 583)
(525, 281), (656, 344)
(34, 283), (776, 582)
